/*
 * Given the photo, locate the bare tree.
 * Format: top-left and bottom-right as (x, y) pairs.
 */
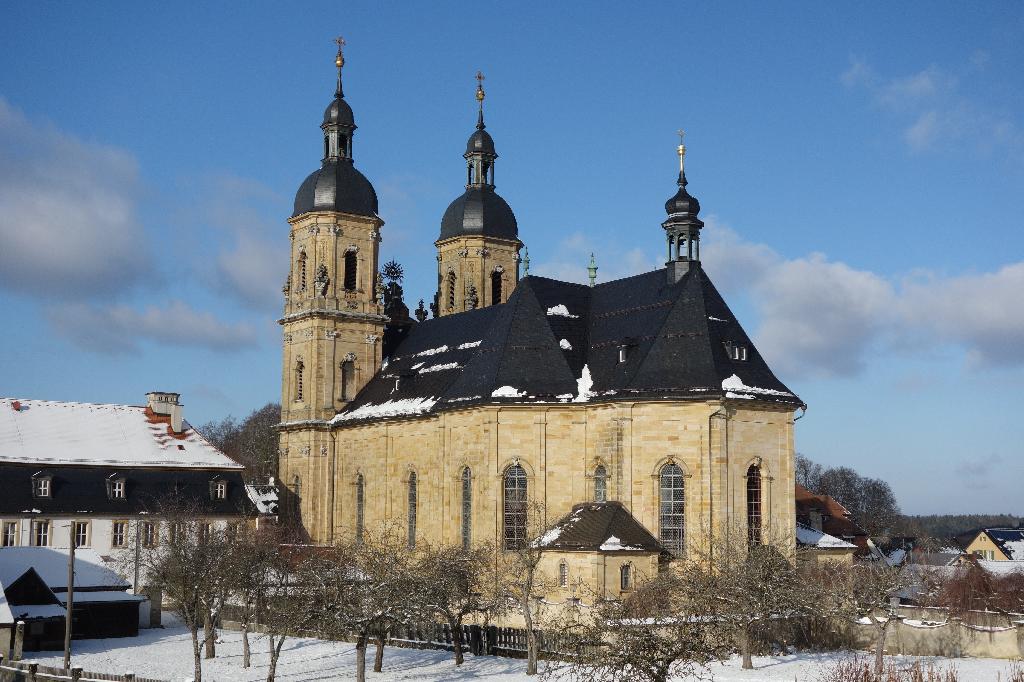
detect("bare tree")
(552, 570), (732, 682)
(199, 403), (280, 482)
(414, 543), (499, 665)
(795, 453), (823, 490)
(819, 559), (911, 674)
(686, 524), (817, 670)
(499, 502), (556, 676)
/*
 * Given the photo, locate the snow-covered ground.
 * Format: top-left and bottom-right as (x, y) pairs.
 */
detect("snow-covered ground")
(24, 623), (1021, 681)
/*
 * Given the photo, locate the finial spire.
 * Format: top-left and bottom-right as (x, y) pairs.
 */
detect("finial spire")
(676, 128), (687, 180)
(334, 35), (346, 98)
(475, 71), (486, 129)
(522, 246), (530, 277)
(588, 253), (598, 287)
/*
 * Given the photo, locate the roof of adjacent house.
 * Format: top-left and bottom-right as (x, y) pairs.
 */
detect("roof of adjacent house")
(0, 578), (12, 625)
(959, 527), (1024, 560)
(0, 398), (242, 469)
(534, 502), (665, 553)
(0, 463), (253, 516)
(795, 483), (868, 543)
(335, 266), (802, 424)
(0, 547), (129, 592)
(796, 522), (857, 550)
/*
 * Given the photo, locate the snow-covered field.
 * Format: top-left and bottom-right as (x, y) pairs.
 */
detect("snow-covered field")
(24, 623), (1021, 681)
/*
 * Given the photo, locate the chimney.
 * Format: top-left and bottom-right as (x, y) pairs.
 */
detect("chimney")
(146, 391), (184, 433)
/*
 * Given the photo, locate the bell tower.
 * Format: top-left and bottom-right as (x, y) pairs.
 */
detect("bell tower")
(663, 129), (705, 283)
(278, 38), (385, 542)
(434, 72), (523, 317)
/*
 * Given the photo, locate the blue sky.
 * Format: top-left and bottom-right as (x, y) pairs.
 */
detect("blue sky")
(2, 3), (1022, 514)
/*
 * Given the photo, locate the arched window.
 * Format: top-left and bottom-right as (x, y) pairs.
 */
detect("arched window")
(620, 563), (632, 591)
(594, 465), (607, 503)
(291, 475), (302, 519)
(298, 251), (307, 292)
(491, 271), (502, 305)
(344, 250), (357, 291)
(747, 464), (762, 545)
(407, 471), (417, 549)
(294, 360), (304, 402)
(355, 474), (364, 543)
(461, 467), (472, 550)
(341, 360), (355, 401)
(503, 464), (528, 550)
(659, 463), (685, 556)
(446, 272), (457, 311)
(559, 561), (568, 588)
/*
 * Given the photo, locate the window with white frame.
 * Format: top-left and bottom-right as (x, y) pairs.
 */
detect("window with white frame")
(74, 521), (89, 548)
(110, 478), (126, 499)
(32, 476), (51, 498)
(32, 520), (50, 546)
(725, 341), (748, 361)
(214, 480), (228, 500)
(2, 521), (17, 547)
(111, 520), (127, 548)
(142, 521), (157, 548)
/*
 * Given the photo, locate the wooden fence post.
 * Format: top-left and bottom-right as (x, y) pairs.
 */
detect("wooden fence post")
(70, 667), (83, 681)
(26, 662), (38, 682)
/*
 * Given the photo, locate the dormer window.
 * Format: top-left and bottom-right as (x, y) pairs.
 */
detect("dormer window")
(210, 478), (228, 501)
(107, 474), (127, 500)
(32, 473), (52, 499)
(724, 341), (748, 361)
(618, 346), (628, 363)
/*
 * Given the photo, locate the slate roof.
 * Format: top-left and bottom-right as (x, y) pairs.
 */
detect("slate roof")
(535, 502), (665, 553)
(0, 463), (254, 517)
(957, 527), (1024, 560)
(795, 484), (869, 549)
(336, 265), (802, 424)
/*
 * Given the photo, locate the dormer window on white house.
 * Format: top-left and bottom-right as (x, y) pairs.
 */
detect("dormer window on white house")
(211, 479), (228, 501)
(107, 475), (127, 500)
(32, 474), (52, 499)
(724, 341), (748, 361)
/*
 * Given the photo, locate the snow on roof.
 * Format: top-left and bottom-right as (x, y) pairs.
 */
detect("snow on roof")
(0, 398), (242, 469)
(245, 484), (279, 515)
(721, 375), (795, 399)
(8, 603), (66, 620)
(0, 578), (12, 625)
(546, 304), (579, 318)
(57, 590), (146, 604)
(491, 386), (526, 398)
(332, 396), (438, 422)
(599, 535), (644, 551)
(0, 547), (129, 591)
(796, 523), (857, 549)
(978, 559), (1024, 577)
(1000, 539), (1024, 561)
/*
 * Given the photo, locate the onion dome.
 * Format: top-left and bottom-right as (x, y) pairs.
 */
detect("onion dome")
(438, 72), (518, 242)
(292, 38), (378, 219)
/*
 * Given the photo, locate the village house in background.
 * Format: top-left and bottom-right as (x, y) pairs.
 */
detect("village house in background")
(795, 483), (870, 555)
(277, 43), (807, 600)
(0, 392), (278, 652)
(956, 526), (1024, 561)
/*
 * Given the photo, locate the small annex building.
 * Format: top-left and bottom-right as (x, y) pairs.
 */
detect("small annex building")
(0, 547), (145, 653)
(795, 484), (869, 555)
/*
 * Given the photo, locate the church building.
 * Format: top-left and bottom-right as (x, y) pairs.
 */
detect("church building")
(278, 43), (805, 596)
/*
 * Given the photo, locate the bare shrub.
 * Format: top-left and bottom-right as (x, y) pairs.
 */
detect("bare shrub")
(817, 656), (960, 682)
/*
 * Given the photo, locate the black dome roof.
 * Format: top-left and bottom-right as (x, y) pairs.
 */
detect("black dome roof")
(323, 97), (354, 126)
(466, 128), (495, 155)
(439, 187), (518, 241)
(293, 159), (378, 218)
(665, 173), (701, 217)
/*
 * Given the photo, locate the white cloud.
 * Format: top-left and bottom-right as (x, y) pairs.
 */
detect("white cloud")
(0, 97), (150, 298)
(531, 231), (660, 284)
(48, 300), (258, 354)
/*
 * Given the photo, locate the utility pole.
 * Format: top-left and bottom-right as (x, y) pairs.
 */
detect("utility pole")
(63, 523), (76, 669)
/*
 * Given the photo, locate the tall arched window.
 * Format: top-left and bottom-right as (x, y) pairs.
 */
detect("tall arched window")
(659, 463), (685, 556)
(491, 271), (502, 305)
(355, 474), (365, 543)
(594, 465), (608, 502)
(341, 360), (355, 401)
(294, 360), (304, 402)
(447, 272), (457, 311)
(344, 250), (357, 291)
(503, 464), (528, 550)
(407, 471), (418, 549)
(298, 251), (307, 292)
(461, 467), (472, 550)
(747, 464), (762, 545)
(620, 563), (633, 591)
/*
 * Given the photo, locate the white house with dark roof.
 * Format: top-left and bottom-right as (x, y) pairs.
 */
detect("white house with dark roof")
(0, 392), (276, 588)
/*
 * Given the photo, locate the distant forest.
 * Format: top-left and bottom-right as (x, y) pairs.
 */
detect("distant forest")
(898, 514), (1023, 539)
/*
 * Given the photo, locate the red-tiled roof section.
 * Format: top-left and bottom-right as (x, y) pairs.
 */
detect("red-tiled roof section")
(795, 483), (869, 552)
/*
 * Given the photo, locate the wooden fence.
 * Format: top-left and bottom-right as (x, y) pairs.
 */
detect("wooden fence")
(0, 656), (166, 682)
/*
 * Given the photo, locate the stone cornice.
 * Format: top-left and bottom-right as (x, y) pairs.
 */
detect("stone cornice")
(276, 419), (333, 432)
(278, 308), (388, 326)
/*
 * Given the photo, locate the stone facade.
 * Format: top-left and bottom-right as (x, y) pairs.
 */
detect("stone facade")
(435, 234), (521, 315)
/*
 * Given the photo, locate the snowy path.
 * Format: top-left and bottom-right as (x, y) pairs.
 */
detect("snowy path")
(24, 624), (1020, 681)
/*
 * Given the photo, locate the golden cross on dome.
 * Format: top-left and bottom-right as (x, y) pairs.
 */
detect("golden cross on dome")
(334, 35), (346, 68)
(676, 128), (687, 171)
